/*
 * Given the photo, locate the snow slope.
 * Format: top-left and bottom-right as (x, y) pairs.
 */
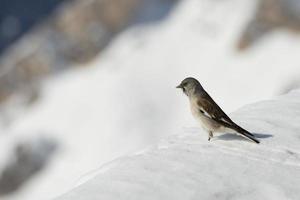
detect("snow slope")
(57, 90), (300, 200)
(2, 0), (300, 199)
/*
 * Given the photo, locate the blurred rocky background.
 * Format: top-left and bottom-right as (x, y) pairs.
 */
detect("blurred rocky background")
(0, 0), (177, 121)
(238, 0), (300, 50)
(0, 0), (300, 199)
(0, 0), (178, 198)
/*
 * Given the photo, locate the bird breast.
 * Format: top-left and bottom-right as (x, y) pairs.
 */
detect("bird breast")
(189, 99), (221, 131)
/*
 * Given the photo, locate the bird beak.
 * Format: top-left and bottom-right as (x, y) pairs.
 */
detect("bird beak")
(176, 84), (183, 89)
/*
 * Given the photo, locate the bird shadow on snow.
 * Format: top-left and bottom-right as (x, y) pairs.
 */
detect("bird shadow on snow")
(252, 133), (273, 139)
(216, 132), (273, 142)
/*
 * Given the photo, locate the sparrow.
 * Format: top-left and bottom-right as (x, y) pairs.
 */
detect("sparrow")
(176, 77), (259, 143)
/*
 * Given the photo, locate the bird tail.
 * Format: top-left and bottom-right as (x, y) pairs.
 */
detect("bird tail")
(232, 124), (255, 137)
(215, 119), (260, 143)
(231, 124), (260, 144)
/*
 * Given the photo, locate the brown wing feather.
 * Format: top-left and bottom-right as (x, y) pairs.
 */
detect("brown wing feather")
(197, 91), (234, 124)
(197, 91), (255, 137)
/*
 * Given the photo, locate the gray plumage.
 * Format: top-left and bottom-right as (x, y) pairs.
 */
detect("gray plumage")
(177, 77), (259, 144)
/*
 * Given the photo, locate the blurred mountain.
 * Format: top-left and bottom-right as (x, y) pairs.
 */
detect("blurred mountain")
(0, 0), (177, 117)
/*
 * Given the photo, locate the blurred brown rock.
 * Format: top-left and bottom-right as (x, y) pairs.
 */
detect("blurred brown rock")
(238, 0), (300, 50)
(0, 136), (57, 195)
(52, 0), (141, 62)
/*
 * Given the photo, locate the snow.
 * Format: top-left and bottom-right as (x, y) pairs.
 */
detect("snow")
(56, 90), (300, 200)
(1, 0), (300, 199)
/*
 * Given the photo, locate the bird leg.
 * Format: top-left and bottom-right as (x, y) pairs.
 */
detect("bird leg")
(208, 131), (214, 141)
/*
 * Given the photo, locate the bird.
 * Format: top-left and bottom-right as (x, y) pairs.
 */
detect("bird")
(176, 77), (259, 143)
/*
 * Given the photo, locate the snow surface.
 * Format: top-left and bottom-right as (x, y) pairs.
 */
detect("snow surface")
(57, 90), (300, 200)
(1, 0), (300, 199)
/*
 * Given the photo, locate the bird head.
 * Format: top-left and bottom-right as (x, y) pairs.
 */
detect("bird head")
(176, 77), (203, 96)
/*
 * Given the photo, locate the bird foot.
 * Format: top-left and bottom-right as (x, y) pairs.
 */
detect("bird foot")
(208, 131), (213, 141)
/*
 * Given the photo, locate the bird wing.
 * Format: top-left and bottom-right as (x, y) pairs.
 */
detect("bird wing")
(197, 91), (255, 137)
(196, 91), (235, 128)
